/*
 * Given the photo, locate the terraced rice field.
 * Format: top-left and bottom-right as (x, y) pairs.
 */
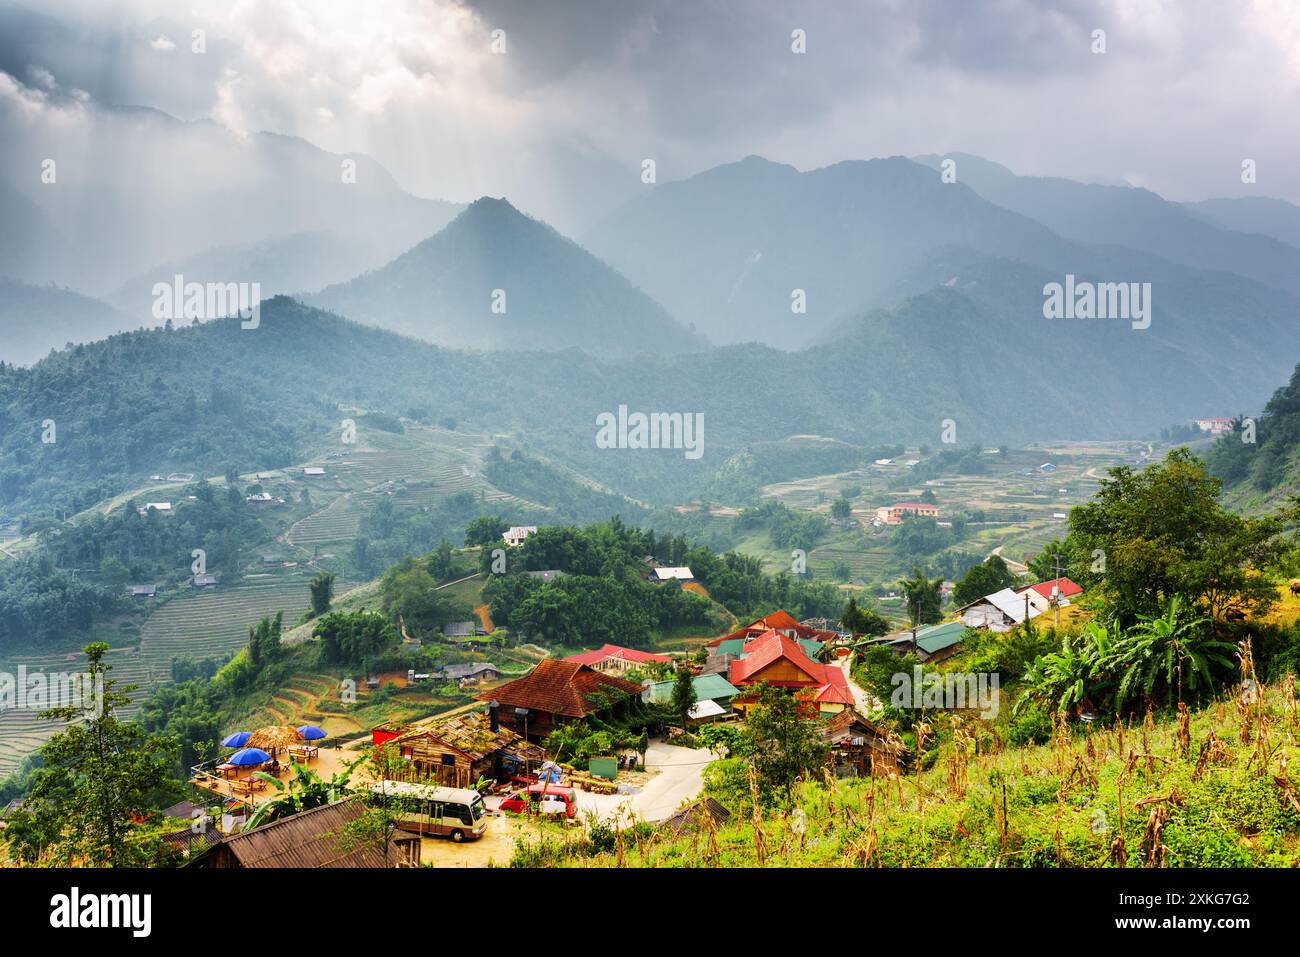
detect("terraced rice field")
(286, 430), (541, 549)
(0, 425), (535, 778)
(0, 644), (158, 776)
(137, 577), (320, 665)
(807, 544), (897, 582)
(234, 672), (355, 733)
(286, 495), (362, 547)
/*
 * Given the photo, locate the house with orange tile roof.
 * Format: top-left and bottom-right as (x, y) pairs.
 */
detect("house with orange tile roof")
(707, 610), (837, 649)
(1015, 577), (1083, 614)
(727, 629), (853, 715)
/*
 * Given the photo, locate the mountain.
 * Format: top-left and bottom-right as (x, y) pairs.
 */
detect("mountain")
(105, 230), (436, 322)
(4, 288), (1293, 521)
(0, 279), (131, 366)
(1209, 362), (1300, 510)
(911, 152), (1300, 301)
(809, 255), (1299, 440)
(485, 139), (641, 237)
(582, 155), (1088, 349)
(309, 197), (707, 355)
(1185, 196), (1300, 252)
(0, 111), (461, 296)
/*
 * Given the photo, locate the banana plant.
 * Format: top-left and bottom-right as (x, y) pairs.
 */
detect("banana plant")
(243, 755), (362, 829)
(1107, 596), (1231, 711)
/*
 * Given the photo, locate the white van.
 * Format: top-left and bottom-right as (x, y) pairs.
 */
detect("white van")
(368, 781), (488, 842)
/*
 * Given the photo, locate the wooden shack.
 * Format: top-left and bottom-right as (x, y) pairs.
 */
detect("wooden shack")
(374, 709), (544, 787)
(822, 708), (900, 777)
(478, 658), (642, 742)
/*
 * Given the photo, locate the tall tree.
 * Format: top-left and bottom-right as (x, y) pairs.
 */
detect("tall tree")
(841, 596), (890, 637)
(463, 515), (509, 547)
(952, 555), (1018, 607)
(670, 667), (698, 727)
(1068, 449), (1290, 626)
(899, 566), (944, 626)
(740, 684), (829, 807)
(1027, 539), (1071, 584)
(309, 571), (336, 617)
(8, 643), (178, 865)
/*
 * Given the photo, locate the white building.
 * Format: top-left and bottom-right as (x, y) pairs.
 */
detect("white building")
(1195, 418), (1234, 434)
(503, 525), (538, 546)
(957, 587), (1042, 633)
(651, 566), (695, 582)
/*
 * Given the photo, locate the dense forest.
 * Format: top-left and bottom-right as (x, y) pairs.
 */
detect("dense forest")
(478, 518), (843, 647)
(3, 293), (1263, 533)
(1208, 361), (1300, 493)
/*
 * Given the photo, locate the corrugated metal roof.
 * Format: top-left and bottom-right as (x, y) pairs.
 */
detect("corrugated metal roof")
(642, 673), (740, 704)
(914, 621), (969, 654)
(713, 636), (823, 659)
(652, 566), (695, 580)
(196, 799), (396, 868)
(688, 699), (726, 719)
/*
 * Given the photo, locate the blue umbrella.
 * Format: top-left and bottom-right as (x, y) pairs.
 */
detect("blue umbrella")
(297, 725), (326, 741)
(222, 731), (252, 748)
(227, 747), (271, 767)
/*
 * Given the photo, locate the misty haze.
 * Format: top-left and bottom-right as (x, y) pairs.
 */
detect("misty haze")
(0, 0), (1298, 912)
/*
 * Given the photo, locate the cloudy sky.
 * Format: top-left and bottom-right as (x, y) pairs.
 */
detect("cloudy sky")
(2, 0), (1299, 221)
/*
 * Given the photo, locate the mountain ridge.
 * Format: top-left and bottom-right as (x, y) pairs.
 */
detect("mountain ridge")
(308, 196), (708, 355)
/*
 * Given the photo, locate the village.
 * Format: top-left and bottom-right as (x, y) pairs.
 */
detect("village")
(162, 542), (1087, 868)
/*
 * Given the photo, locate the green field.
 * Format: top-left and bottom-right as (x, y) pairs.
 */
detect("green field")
(749, 439), (1159, 593)
(0, 422), (543, 778)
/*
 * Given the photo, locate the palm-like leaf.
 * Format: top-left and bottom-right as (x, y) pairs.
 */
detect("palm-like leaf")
(1106, 596), (1223, 710)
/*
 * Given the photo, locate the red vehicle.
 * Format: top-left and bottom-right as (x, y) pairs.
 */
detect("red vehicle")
(498, 783), (578, 818)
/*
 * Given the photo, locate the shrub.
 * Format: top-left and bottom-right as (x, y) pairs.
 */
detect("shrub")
(1004, 702), (1052, 747)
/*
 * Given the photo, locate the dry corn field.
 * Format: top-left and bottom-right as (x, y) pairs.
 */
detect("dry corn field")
(518, 669), (1300, 868)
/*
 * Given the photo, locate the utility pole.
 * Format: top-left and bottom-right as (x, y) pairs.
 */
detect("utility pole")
(1054, 551), (1062, 629)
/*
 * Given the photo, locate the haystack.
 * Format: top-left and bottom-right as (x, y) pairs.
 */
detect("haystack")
(246, 725), (304, 753)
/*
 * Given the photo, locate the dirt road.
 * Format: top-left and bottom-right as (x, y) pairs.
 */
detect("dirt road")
(574, 739), (712, 823)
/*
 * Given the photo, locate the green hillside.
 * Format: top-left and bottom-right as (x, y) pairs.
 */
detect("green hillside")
(520, 677), (1300, 868)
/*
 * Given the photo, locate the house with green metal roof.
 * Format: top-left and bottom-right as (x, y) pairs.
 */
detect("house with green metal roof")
(914, 621), (969, 661)
(875, 620), (970, 663)
(642, 673), (741, 707)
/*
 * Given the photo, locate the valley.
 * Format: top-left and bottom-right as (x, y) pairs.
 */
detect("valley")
(0, 414), (1170, 776)
(2, 0), (1298, 892)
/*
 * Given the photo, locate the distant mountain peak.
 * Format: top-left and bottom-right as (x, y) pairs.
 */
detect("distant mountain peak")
(447, 196), (542, 234)
(695, 155), (800, 183)
(737, 154), (785, 167)
(462, 195), (521, 215)
(308, 194), (704, 355)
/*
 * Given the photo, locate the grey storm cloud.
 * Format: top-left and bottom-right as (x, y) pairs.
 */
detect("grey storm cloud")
(0, 0), (1298, 218)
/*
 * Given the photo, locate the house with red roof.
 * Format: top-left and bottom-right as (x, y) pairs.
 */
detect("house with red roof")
(1195, 418), (1234, 434)
(707, 610), (837, 649)
(1015, 577), (1083, 614)
(477, 659), (642, 741)
(562, 644), (673, 677)
(873, 502), (940, 525)
(727, 629), (854, 715)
